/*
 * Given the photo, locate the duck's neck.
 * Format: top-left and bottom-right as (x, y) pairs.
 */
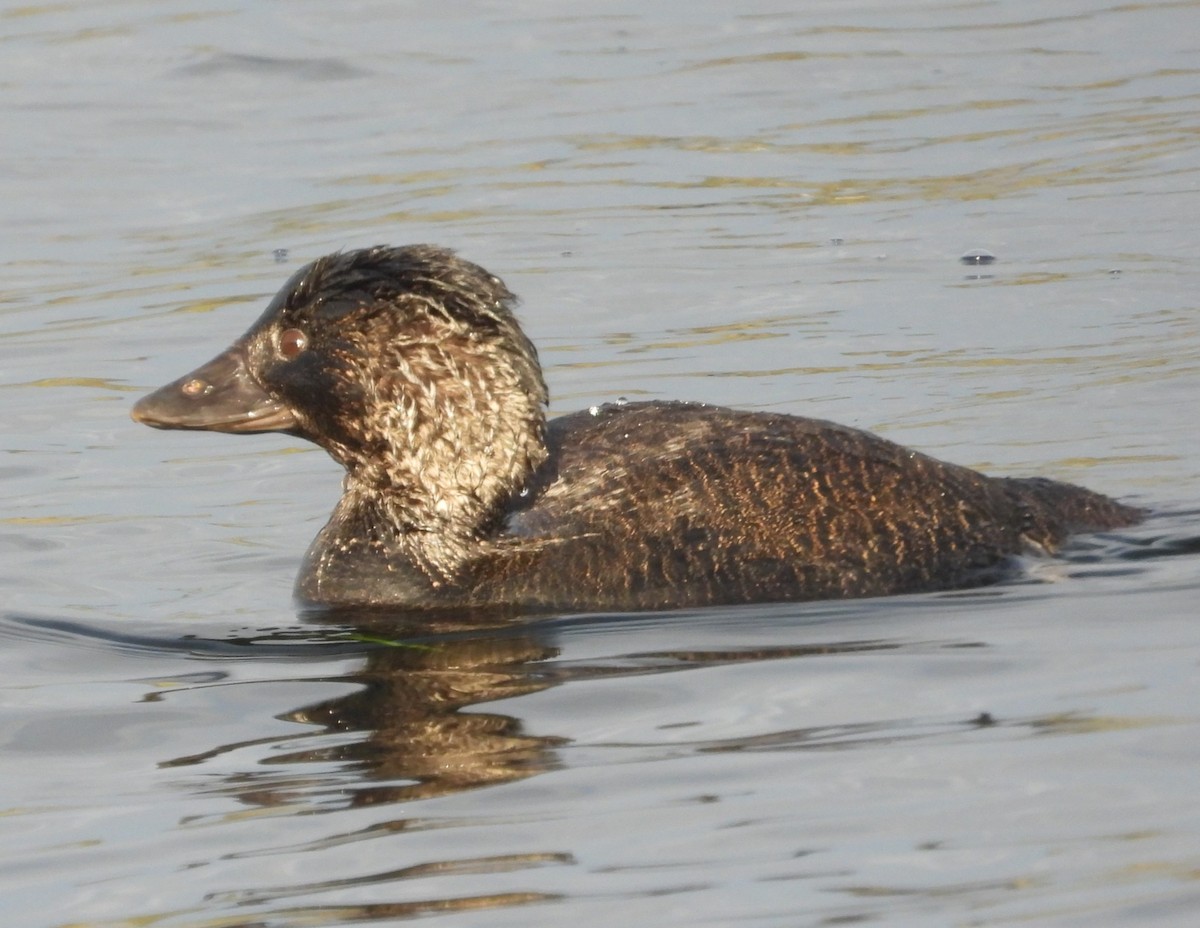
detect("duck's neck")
(331, 368), (548, 585)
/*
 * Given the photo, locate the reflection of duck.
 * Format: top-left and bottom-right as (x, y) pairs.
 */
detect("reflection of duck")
(159, 618), (564, 808)
(133, 245), (1142, 610)
(288, 627), (563, 805)
(160, 616), (930, 810)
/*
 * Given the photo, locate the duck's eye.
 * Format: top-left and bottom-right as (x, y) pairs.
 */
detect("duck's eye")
(278, 328), (308, 359)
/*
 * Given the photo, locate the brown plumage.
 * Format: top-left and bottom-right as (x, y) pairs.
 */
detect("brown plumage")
(132, 245), (1142, 611)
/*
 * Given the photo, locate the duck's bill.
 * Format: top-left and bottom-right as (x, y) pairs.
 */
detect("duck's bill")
(131, 348), (298, 434)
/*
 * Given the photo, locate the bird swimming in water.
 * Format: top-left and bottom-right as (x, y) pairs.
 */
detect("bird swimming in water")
(132, 245), (1142, 611)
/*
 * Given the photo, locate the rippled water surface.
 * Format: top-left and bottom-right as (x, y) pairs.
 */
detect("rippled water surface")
(3, 1), (1200, 925)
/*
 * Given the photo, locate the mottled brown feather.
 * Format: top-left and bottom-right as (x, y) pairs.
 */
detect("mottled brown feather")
(133, 245), (1143, 612)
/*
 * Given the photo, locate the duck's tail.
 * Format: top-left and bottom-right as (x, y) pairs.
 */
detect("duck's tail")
(1002, 476), (1144, 551)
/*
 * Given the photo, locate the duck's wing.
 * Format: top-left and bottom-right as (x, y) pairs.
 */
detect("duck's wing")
(487, 402), (1034, 609)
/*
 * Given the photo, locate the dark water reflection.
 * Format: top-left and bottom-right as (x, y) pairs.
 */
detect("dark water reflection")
(153, 606), (979, 812)
(252, 620), (565, 806)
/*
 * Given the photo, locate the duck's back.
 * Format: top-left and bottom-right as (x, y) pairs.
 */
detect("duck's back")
(477, 401), (1138, 610)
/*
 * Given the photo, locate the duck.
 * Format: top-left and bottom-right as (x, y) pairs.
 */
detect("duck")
(132, 244), (1142, 611)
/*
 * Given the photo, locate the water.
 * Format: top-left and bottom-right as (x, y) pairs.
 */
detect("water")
(3, 1), (1199, 925)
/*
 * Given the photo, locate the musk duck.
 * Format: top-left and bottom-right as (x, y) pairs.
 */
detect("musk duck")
(132, 245), (1142, 610)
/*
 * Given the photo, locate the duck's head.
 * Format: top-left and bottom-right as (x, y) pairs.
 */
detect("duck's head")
(133, 245), (549, 537)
